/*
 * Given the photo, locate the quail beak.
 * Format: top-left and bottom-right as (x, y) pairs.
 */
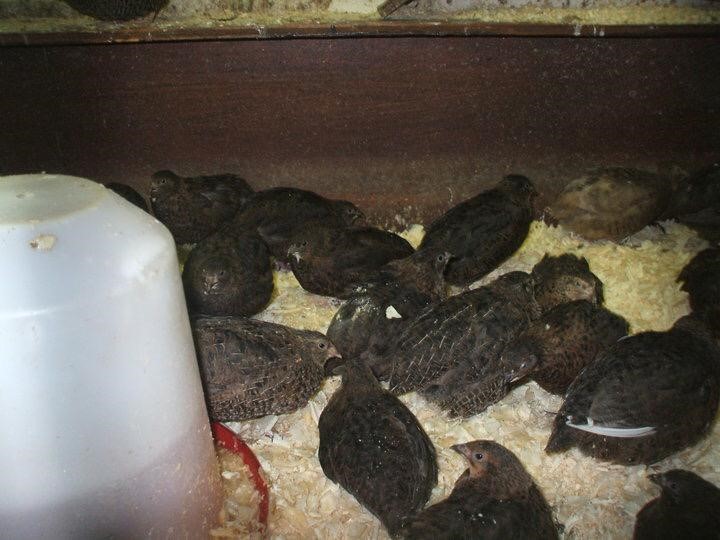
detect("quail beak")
(509, 360), (536, 384)
(327, 343), (342, 359)
(203, 276), (219, 293)
(352, 212), (367, 227)
(322, 342), (343, 376)
(450, 443), (470, 459)
(528, 190), (542, 219)
(324, 357), (345, 377)
(503, 363), (520, 384)
(287, 245), (302, 263)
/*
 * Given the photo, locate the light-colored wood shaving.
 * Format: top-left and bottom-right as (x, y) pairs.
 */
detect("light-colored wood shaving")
(222, 220), (719, 539)
(2, 3), (720, 32)
(212, 448), (265, 539)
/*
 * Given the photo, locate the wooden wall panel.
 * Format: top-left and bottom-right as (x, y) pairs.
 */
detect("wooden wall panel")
(1, 36), (719, 223)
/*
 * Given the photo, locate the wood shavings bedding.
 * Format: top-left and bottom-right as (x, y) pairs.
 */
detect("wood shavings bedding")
(221, 220), (718, 539)
(212, 449), (265, 539)
(2, 3), (720, 32)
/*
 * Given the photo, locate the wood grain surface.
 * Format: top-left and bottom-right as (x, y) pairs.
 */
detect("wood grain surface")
(1, 36), (719, 223)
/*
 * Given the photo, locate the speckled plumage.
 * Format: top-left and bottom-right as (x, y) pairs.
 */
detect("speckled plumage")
(419, 175), (537, 286)
(149, 170), (253, 245)
(531, 254), (604, 312)
(678, 248), (720, 339)
(501, 300), (629, 395)
(327, 286), (433, 360)
(633, 470), (720, 540)
(287, 224), (414, 298)
(400, 441), (558, 540)
(182, 230), (273, 317)
(318, 360), (438, 536)
(360, 249), (451, 301)
(367, 271), (539, 396)
(192, 317), (340, 422)
(106, 182), (149, 212)
(231, 187), (364, 262)
(63, 0), (168, 20)
(546, 167), (672, 241)
(546, 316), (720, 465)
(662, 163), (720, 242)
(326, 250), (450, 359)
(427, 362), (527, 418)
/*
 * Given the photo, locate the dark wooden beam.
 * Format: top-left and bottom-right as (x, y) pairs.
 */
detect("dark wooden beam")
(1, 36), (719, 224)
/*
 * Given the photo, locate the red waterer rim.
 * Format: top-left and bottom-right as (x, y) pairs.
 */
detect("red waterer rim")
(211, 421), (270, 527)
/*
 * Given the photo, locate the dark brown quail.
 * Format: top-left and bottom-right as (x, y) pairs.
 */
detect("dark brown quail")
(182, 230), (273, 317)
(546, 315), (720, 465)
(359, 249), (451, 302)
(106, 182), (149, 212)
(662, 162), (720, 242)
(400, 440), (559, 540)
(419, 175), (537, 286)
(318, 359), (438, 536)
(546, 167), (672, 241)
(500, 300), (629, 395)
(409, 266), (564, 416)
(367, 271), (539, 395)
(678, 248), (720, 339)
(633, 469), (720, 540)
(192, 317), (340, 421)
(150, 170), (253, 245)
(327, 286), (433, 360)
(531, 254), (604, 311)
(426, 357), (536, 418)
(63, 0), (168, 20)
(231, 187), (364, 262)
(287, 223), (414, 298)
(326, 250), (450, 359)
(438, 299), (627, 418)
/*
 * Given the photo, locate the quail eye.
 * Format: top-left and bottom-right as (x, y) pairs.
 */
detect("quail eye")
(318, 342), (326, 349)
(302, 240), (308, 247)
(474, 452), (483, 460)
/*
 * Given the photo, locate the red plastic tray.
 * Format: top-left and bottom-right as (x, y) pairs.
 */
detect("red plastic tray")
(212, 422), (270, 528)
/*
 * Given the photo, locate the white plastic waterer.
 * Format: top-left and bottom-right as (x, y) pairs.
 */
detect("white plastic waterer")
(0, 174), (223, 537)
